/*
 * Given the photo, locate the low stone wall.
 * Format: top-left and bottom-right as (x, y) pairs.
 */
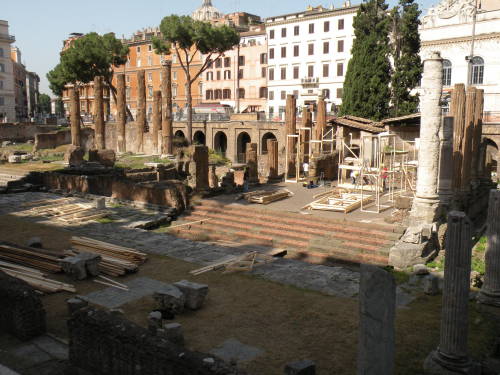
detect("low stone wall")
(35, 127), (94, 151)
(68, 307), (244, 375)
(0, 123), (59, 143)
(0, 270), (46, 340)
(314, 151), (339, 180)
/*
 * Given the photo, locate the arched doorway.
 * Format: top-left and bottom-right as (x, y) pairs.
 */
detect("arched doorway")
(484, 138), (499, 179)
(173, 130), (188, 148)
(237, 132), (251, 162)
(214, 131), (227, 155)
(261, 132), (277, 153)
(193, 131), (206, 145)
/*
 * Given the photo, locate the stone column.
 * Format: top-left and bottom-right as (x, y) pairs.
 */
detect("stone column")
(152, 90), (161, 155)
(438, 116), (454, 205)
(161, 61), (173, 156)
(424, 211), (479, 375)
(267, 139), (278, 179)
(246, 143), (258, 183)
(285, 94), (297, 177)
(315, 95), (326, 142)
(191, 145), (209, 191)
(357, 264), (395, 375)
(471, 89), (484, 181)
(136, 70), (146, 153)
(94, 76), (105, 150)
(301, 107), (312, 162)
(411, 52), (443, 224)
(116, 73), (126, 153)
(460, 87), (477, 192)
(478, 190), (500, 306)
(451, 84), (466, 191)
(69, 86), (81, 147)
(208, 163), (218, 188)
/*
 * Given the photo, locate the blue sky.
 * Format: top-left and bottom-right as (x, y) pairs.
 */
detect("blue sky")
(2, 0), (436, 96)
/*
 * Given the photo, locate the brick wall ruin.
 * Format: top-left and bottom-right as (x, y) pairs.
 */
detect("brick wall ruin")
(0, 124), (59, 143)
(68, 307), (244, 375)
(0, 270), (46, 340)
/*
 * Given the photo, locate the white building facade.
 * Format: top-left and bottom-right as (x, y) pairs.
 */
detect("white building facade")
(0, 20), (15, 122)
(420, 0), (500, 123)
(264, 3), (358, 120)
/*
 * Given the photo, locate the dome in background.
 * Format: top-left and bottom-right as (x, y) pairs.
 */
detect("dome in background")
(192, 0), (223, 22)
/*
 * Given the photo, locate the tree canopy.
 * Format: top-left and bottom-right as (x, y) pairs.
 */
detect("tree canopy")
(340, 0), (392, 121)
(390, 0), (422, 116)
(47, 32), (129, 96)
(153, 15), (240, 141)
(38, 93), (51, 114)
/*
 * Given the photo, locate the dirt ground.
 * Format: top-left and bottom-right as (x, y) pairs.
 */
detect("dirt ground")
(0, 214), (497, 375)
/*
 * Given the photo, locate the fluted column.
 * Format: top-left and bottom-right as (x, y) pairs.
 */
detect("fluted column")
(285, 94), (297, 177)
(69, 86), (81, 147)
(438, 116), (454, 205)
(478, 190), (500, 306)
(424, 211), (479, 374)
(152, 90), (161, 155)
(116, 74), (126, 153)
(451, 84), (466, 191)
(161, 61), (173, 156)
(316, 95), (326, 141)
(267, 139), (278, 179)
(460, 87), (476, 192)
(94, 76), (105, 150)
(471, 89), (484, 180)
(136, 70), (146, 153)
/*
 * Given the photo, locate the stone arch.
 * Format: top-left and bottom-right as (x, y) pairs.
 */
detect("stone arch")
(237, 131), (251, 161)
(174, 130), (188, 148)
(214, 131), (227, 155)
(483, 137), (499, 179)
(193, 130), (206, 145)
(261, 132), (277, 153)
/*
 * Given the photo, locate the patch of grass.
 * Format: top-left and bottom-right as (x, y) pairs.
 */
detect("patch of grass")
(427, 257), (445, 272)
(115, 154), (172, 170)
(1, 143), (34, 153)
(109, 203), (124, 208)
(95, 217), (115, 224)
(209, 149), (230, 166)
(472, 236), (487, 275)
(39, 153), (64, 162)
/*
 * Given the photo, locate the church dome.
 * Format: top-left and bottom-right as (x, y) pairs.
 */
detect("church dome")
(192, 0), (223, 22)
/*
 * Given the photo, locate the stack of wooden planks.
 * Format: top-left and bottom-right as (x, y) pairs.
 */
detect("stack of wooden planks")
(305, 192), (373, 213)
(0, 241), (62, 273)
(0, 260), (75, 294)
(243, 189), (293, 205)
(70, 236), (147, 277)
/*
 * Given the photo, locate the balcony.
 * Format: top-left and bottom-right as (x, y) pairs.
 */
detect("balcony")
(301, 77), (319, 87)
(0, 33), (15, 43)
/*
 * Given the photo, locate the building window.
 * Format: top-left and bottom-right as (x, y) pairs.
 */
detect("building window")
(269, 91), (274, 100)
(281, 91), (286, 100)
(215, 58), (222, 68)
(207, 60), (213, 69)
(213, 89), (220, 100)
(338, 19), (345, 30)
(148, 56), (152, 66)
(172, 54), (177, 63)
(126, 75), (130, 83)
(206, 90), (213, 100)
(281, 28), (287, 37)
(338, 40), (344, 52)
(269, 68), (274, 80)
(323, 64), (329, 77)
(173, 71), (177, 80)
(206, 72), (210, 81)
(0, 48), (4, 57)
(309, 23), (315, 34)
(323, 89), (330, 99)
(281, 67), (286, 80)
(238, 88), (245, 99)
(0, 80), (3, 89)
(239, 69), (244, 79)
(293, 90), (299, 98)
(269, 48), (275, 59)
(216, 71), (221, 80)
(223, 89), (231, 99)
(260, 53), (267, 64)
(0, 96), (4, 106)
(172, 85), (177, 97)
(238, 55), (245, 66)
(308, 44), (314, 56)
(471, 56), (484, 85)
(224, 70), (231, 80)
(292, 45), (299, 57)
(337, 63), (344, 76)
(293, 66), (299, 79)
(137, 59), (141, 67)
(148, 44), (152, 52)
(337, 87), (343, 98)
(126, 87), (131, 100)
(148, 86), (153, 98)
(224, 57), (231, 67)
(308, 65), (314, 78)
(269, 106), (274, 117)
(137, 46), (141, 53)
(259, 87), (268, 98)
(261, 67), (267, 78)
(281, 47), (287, 58)
(294, 26), (300, 36)
(323, 42), (329, 54)
(270, 29), (275, 39)
(148, 72), (153, 81)
(324, 21), (330, 32)
(442, 60), (452, 86)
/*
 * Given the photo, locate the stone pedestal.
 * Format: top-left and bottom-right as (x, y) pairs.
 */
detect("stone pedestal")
(424, 211), (479, 375)
(246, 142), (258, 183)
(152, 90), (161, 154)
(267, 139), (279, 179)
(94, 76), (105, 150)
(478, 190), (500, 306)
(116, 74), (127, 153)
(161, 61), (173, 155)
(357, 265), (395, 375)
(69, 86), (81, 147)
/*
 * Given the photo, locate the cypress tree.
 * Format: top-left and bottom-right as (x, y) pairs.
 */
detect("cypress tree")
(390, 0), (422, 116)
(340, 0), (392, 121)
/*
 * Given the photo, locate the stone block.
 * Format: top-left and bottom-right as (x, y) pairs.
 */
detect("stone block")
(26, 237), (42, 248)
(88, 149), (116, 167)
(423, 274), (440, 295)
(284, 360), (316, 375)
(67, 297), (88, 315)
(173, 280), (209, 310)
(59, 256), (87, 280)
(148, 311), (162, 334)
(64, 145), (85, 167)
(76, 252), (102, 276)
(95, 197), (106, 210)
(395, 195), (412, 210)
(153, 285), (185, 314)
(8, 154), (21, 163)
(163, 322), (184, 345)
(2, 141), (12, 147)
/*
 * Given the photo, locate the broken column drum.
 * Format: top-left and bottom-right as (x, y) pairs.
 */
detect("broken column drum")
(267, 139), (279, 179)
(285, 94), (297, 177)
(460, 87), (477, 192)
(94, 76), (105, 150)
(116, 73), (127, 153)
(411, 51), (443, 224)
(438, 116), (454, 204)
(152, 90), (161, 154)
(246, 143), (258, 183)
(69, 86), (81, 147)
(478, 190), (500, 306)
(161, 60), (173, 156)
(424, 211), (479, 375)
(471, 89), (484, 180)
(136, 70), (147, 152)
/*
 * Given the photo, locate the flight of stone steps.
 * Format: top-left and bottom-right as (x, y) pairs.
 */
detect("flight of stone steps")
(169, 200), (405, 266)
(0, 168), (30, 187)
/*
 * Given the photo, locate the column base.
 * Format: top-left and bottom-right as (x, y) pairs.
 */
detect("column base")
(477, 289), (500, 307)
(424, 350), (480, 375)
(411, 196), (441, 226)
